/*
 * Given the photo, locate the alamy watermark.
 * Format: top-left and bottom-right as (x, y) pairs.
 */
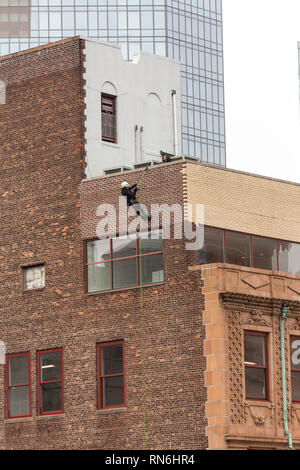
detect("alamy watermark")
(95, 197), (204, 251)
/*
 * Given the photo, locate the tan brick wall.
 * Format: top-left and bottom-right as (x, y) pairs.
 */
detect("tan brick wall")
(183, 163), (300, 243)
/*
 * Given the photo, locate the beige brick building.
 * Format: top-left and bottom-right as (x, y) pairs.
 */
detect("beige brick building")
(184, 162), (300, 449)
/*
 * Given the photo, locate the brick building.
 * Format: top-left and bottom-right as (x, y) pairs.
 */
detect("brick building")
(0, 37), (300, 450)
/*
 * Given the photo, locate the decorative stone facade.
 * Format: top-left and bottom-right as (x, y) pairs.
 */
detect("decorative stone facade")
(190, 263), (300, 450)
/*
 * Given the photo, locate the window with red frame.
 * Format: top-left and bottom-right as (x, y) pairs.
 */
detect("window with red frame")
(38, 349), (63, 415)
(101, 94), (116, 143)
(97, 341), (125, 409)
(290, 336), (300, 402)
(6, 352), (31, 418)
(86, 230), (164, 293)
(244, 331), (269, 400)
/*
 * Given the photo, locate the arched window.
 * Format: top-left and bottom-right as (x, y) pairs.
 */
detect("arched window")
(101, 81), (117, 143)
(101, 93), (116, 143)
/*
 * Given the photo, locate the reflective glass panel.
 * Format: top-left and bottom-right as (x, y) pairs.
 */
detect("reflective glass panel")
(87, 262), (111, 292)
(9, 386), (29, 416)
(226, 231), (251, 267)
(9, 355), (29, 386)
(290, 337), (300, 371)
(292, 372), (300, 402)
(112, 237), (136, 259)
(139, 230), (162, 254)
(101, 344), (123, 376)
(112, 258), (137, 288)
(140, 253), (164, 285)
(252, 236), (277, 271)
(278, 242), (300, 275)
(245, 368), (266, 400)
(40, 351), (62, 383)
(244, 334), (266, 366)
(101, 376), (124, 407)
(40, 382), (62, 413)
(87, 239), (110, 263)
(199, 226), (224, 264)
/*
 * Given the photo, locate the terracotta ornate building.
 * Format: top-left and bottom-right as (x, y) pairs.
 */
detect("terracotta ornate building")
(0, 37), (300, 449)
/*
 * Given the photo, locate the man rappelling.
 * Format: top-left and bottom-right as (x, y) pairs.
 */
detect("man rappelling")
(121, 171), (151, 221)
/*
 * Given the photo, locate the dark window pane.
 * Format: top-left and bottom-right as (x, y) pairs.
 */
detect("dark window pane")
(87, 262), (111, 292)
(139, 230), (163, 254)
(278, 241), (300, 275)
(112, 258), (137, 288)
(244, 334), (266, 366)
(102, 114), (115, 138)
(112, 237), (136, 259)
(252, 236), (277, 270)
(291, 372), (300, 402)
(40, 382), (62, 413)
(290, 337), (300, 371)
(199, 226), (224, 264)
(226, 231), (250, 267)
(140, 253), (164, 284)
(245, 368), (266, 399)
(101, 94), (116, 143)
(8, 356), (29, 386)
(101, 376), (124, 407)
(101, 344), (123, 376)
(87, 239), (110, 263)
(40, 351), (61, 382)
(9, 386), (29, 416)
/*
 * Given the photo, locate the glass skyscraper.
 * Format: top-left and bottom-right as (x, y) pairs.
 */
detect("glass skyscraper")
(0, 0), (226, 166)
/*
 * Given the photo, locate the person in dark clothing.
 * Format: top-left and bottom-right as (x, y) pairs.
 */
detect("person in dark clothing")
(121, 181), (151, 220)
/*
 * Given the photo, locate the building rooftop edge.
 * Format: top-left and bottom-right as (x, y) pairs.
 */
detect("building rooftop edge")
(0, 35), (180, 67)
(0, 36), (81, 62)
(82, 37), (180, 66)
(81, 158), (300, 188)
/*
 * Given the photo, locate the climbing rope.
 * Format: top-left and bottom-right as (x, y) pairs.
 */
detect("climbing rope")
(136, 166), (148, 200)
(137, 165), (149, 450)
(139, 253), (147, 450)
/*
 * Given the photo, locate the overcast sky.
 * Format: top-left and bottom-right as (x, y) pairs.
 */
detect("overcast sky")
(222, 0), (300, 184)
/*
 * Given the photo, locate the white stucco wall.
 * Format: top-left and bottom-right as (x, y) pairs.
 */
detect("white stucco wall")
(83, 38), (181, 177)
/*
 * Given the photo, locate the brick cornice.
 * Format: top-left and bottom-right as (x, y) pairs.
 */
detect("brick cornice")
(220, 291), (300, 315)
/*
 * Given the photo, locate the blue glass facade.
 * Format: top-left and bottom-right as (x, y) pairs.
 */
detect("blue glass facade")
(0, 0), (225, 166)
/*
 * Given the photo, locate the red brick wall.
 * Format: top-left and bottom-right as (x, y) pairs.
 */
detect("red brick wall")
(80, 163), (208, 450)
(0, 38), (207, 449)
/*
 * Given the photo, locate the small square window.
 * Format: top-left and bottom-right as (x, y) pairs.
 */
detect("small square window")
(23, 264), (45, 290)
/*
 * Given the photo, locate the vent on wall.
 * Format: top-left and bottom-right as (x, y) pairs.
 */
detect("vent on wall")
(103, 166), (132, 175)
(133, 161), (161, 170)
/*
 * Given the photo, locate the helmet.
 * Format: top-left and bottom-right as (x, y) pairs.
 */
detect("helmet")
(121, 181), (129, 188)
